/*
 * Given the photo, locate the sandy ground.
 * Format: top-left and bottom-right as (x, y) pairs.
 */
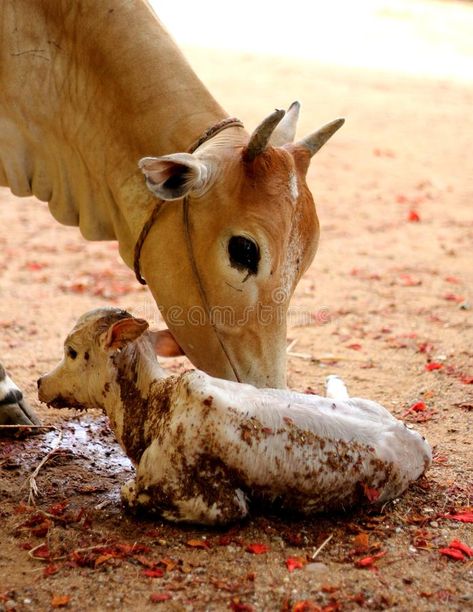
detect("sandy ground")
(1, 2), (473, 610)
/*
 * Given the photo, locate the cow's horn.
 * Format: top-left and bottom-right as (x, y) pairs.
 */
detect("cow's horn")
(298, 118), (345, 157)
(245, 109), (285, 161)
(270, 101), (301, 146)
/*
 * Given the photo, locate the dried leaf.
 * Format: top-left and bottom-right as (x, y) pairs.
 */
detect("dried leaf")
(245, 543), (270, 554)
(24, 261), (49, 271)
(362, 483), (380, 502)
(94, 554), (116, 567)
(133, 555), (156, 568)
(150, 593), (172, 603)
(160, 557), (177, 572)
(292, 600), (320, 612)
(353, 533), (370, 554)
(399, 273), (421, 286)
(346, 343), (362, 351)
(33, 544), (50, 559)
(443, 293), (465, 303)
(48, 501), (68, 516)
(418, 342), (434, 354)
(43, 564), (60, 577)
(186, 539), (210, 549)
(51, 594), (70, 608)
(230, 598), (254, 611)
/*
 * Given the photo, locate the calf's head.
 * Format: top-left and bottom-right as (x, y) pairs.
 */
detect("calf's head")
(138, 104), (344, 388)
(38, 308), (152, 410)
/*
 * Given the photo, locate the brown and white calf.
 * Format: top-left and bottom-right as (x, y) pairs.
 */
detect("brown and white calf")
(38, 308), (432, 525)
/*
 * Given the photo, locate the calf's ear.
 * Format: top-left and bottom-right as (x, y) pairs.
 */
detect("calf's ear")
(103, 317), (149, 351)
(149, 329), (185, 357)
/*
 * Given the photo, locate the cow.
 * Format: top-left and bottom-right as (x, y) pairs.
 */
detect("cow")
(1, 1), (344, 425)
(38, 308), (432, 525)
(0, 362), (41, 425)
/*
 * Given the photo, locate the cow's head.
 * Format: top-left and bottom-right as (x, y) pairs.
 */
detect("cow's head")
(138, 103), (343, 388)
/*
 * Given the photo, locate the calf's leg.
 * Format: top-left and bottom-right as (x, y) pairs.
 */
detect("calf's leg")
(121, 442), (249, 525)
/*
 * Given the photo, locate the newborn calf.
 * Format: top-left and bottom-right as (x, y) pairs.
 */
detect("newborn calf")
(38, 308), (431, 525)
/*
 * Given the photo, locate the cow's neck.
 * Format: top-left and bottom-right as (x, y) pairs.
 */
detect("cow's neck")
(1, 0), (227, 266)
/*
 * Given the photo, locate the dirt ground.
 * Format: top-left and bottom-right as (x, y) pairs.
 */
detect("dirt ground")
(1, 4), (473, 611)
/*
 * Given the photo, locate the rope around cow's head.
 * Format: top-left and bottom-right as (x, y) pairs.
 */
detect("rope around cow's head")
(133, 117), (245, 383)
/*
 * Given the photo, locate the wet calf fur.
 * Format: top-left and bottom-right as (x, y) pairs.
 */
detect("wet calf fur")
(38, 308), (432, 525)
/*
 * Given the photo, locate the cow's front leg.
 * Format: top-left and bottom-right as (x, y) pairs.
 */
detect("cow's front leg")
(0, 363), (41, 425)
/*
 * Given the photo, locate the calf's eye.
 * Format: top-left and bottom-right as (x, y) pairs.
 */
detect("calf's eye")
(67, 347), (78, 360)
(228, 236), (260, 275)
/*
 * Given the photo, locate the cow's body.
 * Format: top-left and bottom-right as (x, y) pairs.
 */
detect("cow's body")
(38, 308), (432, 525)
(0, 1), (345, 417)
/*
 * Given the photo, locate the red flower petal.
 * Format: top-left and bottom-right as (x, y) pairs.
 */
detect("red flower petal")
(356, 551), (386, 568)
(443, 293), (465, 303)
(408, 210), (421, 222)
(361, 483), (381, 502)
(449, 539), (473, 557)
(439, 547), (466, 561)
(186, 539), (210, 549)
(399, 274), (422, 286)
(442, 511), (473, 523)
(425, 362), (443, 371)
(245, 543), (270, 554)
(150, 593), (172, 603)
(286, 556), (305, 572)
(142, 568), (165, 578)
(347, 343), (362, 351)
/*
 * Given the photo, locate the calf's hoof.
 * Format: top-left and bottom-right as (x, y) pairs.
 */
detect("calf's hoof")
(121, 479), (137, 508)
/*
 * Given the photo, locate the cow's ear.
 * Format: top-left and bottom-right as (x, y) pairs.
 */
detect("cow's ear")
(102, 317), (149, 351)
(149, 329), (185, 357)
(139, 153), (210, 201)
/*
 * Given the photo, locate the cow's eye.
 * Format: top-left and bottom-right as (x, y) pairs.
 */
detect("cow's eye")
(67, 346), (78, 360)
(228, 236), (260, 275)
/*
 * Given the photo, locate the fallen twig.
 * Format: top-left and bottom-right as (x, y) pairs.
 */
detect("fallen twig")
(311, 533), (334, 560)
(28, 542), (112, 562)
(21, 431), (63, 505)
(0, 424), (58, 438)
